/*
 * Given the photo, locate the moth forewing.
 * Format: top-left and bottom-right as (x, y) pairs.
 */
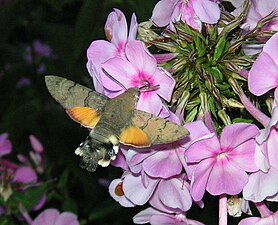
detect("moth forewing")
(45, 75), (108, 110)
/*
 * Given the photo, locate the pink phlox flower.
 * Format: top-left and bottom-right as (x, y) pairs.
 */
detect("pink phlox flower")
(109, 171), (159, 207)
(148, 174), (192, 213)
(101, 40), (175, 115)
(125, 145), (183, 179)
(243, 102), (278, 202)
(13, 166), (38, 184)
(0, 133), (12, 157)
(238, 210), (278, 225)
(185, 123), (259, 201)
(243, 0), (278, 32)
(109, 176), (136, 207)
(29, 134), (45, 173)
(87, 9), (138, 94)
(151, 0), (220, 31)
(133, 207), (204, 225)
(32, 208), (80, 225)
(248, 32), (278, 96)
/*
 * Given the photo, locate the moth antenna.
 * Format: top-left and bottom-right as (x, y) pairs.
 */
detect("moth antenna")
(101, 68), (127, 90)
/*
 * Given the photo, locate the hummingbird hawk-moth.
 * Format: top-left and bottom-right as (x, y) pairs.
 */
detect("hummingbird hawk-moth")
(45, 75), (189, 172)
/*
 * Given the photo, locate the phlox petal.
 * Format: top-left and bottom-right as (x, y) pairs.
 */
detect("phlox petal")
(154, 68), (175, 102)
(243, 167), (278, 202)
(255, 142), (270, 172)
(248, 52), (278, 96)
(55, 212), (79, 225)
(0, 133), (12, 157)
(266, 128), (278, 169)
(126, 41), (156, 76)
(123, 173), (159, 205)
(185, 134), (219, 163)
(109, 178), (135, 207)
(183, 121), (211, 149)
(150, 215), (186, 225)
(32, 208), (59, 225)
(220, 123), (259, 150)
(257, 107), (278, 144)
(105, 9), (128, 46)
(143, 150), (182, 178)
(136, 91), (163, 115)
(133, 207), (165, 224)
(158, 178), (192, 211)
(101, 57), (136, 90)
(29, 135), (43, 153)
(192, 0), (220, 24)
(13, 166), (37, 183)
(238, 217), (260, 225)
(128, 13), (138, 41)
(87, 40), (117, 70)
(229, 140), (258, 172)
(263, 32), (278, 63)
(110, 149), (129, 171)
(207, 157), (248, 196)
(151, 0), (177, 27)
(32, 208), (79, 225)
(190, 158), (215, 201)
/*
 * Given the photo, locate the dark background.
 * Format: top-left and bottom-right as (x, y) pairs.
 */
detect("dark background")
(0, 1), (275, 224)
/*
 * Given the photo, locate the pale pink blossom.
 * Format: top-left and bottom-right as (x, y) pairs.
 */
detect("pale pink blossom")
(0, 133), (12, 157)
(238, 210), (278, 225)
(185, 123), (259, 201)
(101, 40), (175, 115)
(151, 0), (220, 31)
(248, 32), (278, 96)
(87, 9), (137, 94)
(133, 207), (204, 225)
(243, 99), (278, 202)
(32, 208), (79, 225)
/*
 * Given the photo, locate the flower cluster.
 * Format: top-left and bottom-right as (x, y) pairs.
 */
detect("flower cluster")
(86, 1), (278, 224)
(0, 133), (80, 225)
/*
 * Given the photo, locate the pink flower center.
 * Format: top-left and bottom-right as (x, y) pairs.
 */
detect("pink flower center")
(217, 151), (228, 159)
(131, 71), (155, 88)
(116, 41), (126, 58)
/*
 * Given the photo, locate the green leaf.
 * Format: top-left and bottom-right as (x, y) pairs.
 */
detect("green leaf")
(206, 67), (223, 82)
(232, 118), (253, 124)
(208, 97), (217, 118)
(13, 185), (46, 210)
(57, 169), (69, 190)
(185, 107), (198, 122)
(213, 36), (227, 61)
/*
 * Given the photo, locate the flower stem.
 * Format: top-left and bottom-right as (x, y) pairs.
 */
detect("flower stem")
(228, 77), (270, 127)
(240, 92), (270, 127)
(18, 203), (33, 225)
(219, 194), (227, 225)
(255, 202), (272, 217)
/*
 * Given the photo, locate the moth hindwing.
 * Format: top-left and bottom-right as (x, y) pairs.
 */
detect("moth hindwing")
(45, 75), (189, 172)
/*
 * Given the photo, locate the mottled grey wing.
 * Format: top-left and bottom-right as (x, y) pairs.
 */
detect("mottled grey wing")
(132, 109), (189, 146)
(45, 75), (108, 110)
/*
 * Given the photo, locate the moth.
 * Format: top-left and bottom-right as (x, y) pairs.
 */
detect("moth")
(45, 75), (189, 172)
